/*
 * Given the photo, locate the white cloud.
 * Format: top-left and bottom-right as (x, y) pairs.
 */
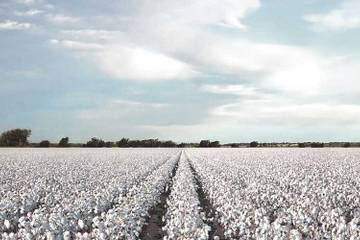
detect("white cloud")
(304, 0), (360, 30)
(16, 0), (36, 5)
(59, 29), (123, 42)
(15, 9), (43, 16)
(47, 1), (360, 100)
(190, 37), (338, 96)
(198, 45), (360, 126)
(6, 0), (360, 140)
(44, 3), (54, 9)
(50, 39), (104, 51)
(96, 47), (196, 81)
(143, 99), (360, 141)
(213, 99), (360, 126)
(46, 14), (81, 25)
(196, 44), (360, 134)
(44, 0), (262, 82)
(0, 20), (33, 30)
(47, 0), (360, 93)
(71, 1), (353, 96)
(50, 39), (196, 81)
(128, 0), (260, 29)
(112, 99), (169, 109)
(201, 84), (260, 98)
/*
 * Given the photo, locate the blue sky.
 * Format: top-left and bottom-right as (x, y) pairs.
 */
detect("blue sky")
(1, 0), (360, 143)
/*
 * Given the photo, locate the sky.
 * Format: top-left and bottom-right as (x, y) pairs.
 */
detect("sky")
(1, 0), (360, 143)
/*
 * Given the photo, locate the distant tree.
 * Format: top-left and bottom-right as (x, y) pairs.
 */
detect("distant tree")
(140, 139), (161, 148)
(199, 140), (211, 148)
(343, 142), (351, 148)
(39, 140), (50, 148)
(178, 143), (187, 148)
(310, 142), (324, 148)
(298, 143), (306, 148)
(116, 138), (129, 147)
(230, 143), (239, 148)
(98, 139), (106, 147)
(249, 141), (259, 148)
(128, 140), (141, 148)
(161, 140), (177, 148)
(105, 141), (114, 148)
(0, 128), (31, 147)
(58, 137), (70, 147)
(209, 141), (220, 148)
(86, 137), (106, 148)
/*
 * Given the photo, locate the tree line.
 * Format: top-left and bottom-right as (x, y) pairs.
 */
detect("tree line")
(0, 128), (358, 148)
(0, 129), (200, 148)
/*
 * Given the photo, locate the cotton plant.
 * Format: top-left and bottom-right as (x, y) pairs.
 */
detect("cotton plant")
(2, 147), (360, 239)
(187, 148), (360, 239)
(0, 148), (177, 238)
(90, 153), (179, 239)
(163, 154), (210, 240)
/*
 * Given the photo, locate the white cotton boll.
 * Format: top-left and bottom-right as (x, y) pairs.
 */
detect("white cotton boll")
(4, 220), (11, 229)
(289, 229), (302, 240)
(78, 219), (85, 229)
(8, 232), (15, 239)
(63, 231), (71, 240)
(99, 232), (107, 240)
(93, 216), (101, 227)
(18, 216), (28, 228)
(46, 231), (55, 240)
(75, 232), (82, 238)
(25, 232), (33, 240)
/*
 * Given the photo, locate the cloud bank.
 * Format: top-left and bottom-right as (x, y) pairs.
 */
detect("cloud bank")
(0, 20), (33, 30)
(2, 0), (360, 141)
(305, 0), (360, 30)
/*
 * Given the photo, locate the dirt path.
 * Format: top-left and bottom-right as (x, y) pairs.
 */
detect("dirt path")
(139, 151), (181, 240)
(187, 154), (226, 240)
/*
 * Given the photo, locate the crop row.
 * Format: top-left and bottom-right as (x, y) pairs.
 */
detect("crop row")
(163, 152), (209, 240)
(83, 151), (180, 239)
(3, 148), (360, 239)
(188, 148), (360, 240)
(0, 148), (178, 239)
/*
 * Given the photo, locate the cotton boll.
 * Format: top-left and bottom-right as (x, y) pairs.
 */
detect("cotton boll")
(78, 219), (85, 229)
(25, 232), (33, 240)
(63, 231), (72, 240)
(4, 219), (11, 229)
(289, 229), (302, 240)
(3, 148), (360, 239)
(162, 154), (210, 239)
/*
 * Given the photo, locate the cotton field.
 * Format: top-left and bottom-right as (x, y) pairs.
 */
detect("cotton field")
(1, 148), (360, 239)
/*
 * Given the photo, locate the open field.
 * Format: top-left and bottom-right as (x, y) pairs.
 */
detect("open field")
(1, 148), (360, 239)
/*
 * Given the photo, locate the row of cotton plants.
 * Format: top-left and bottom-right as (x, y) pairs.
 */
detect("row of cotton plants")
(163, 153), (210, 240)
(79, 151), (181, 240)
(0, 148), (178, 239)
(188, 148), (360, 240)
